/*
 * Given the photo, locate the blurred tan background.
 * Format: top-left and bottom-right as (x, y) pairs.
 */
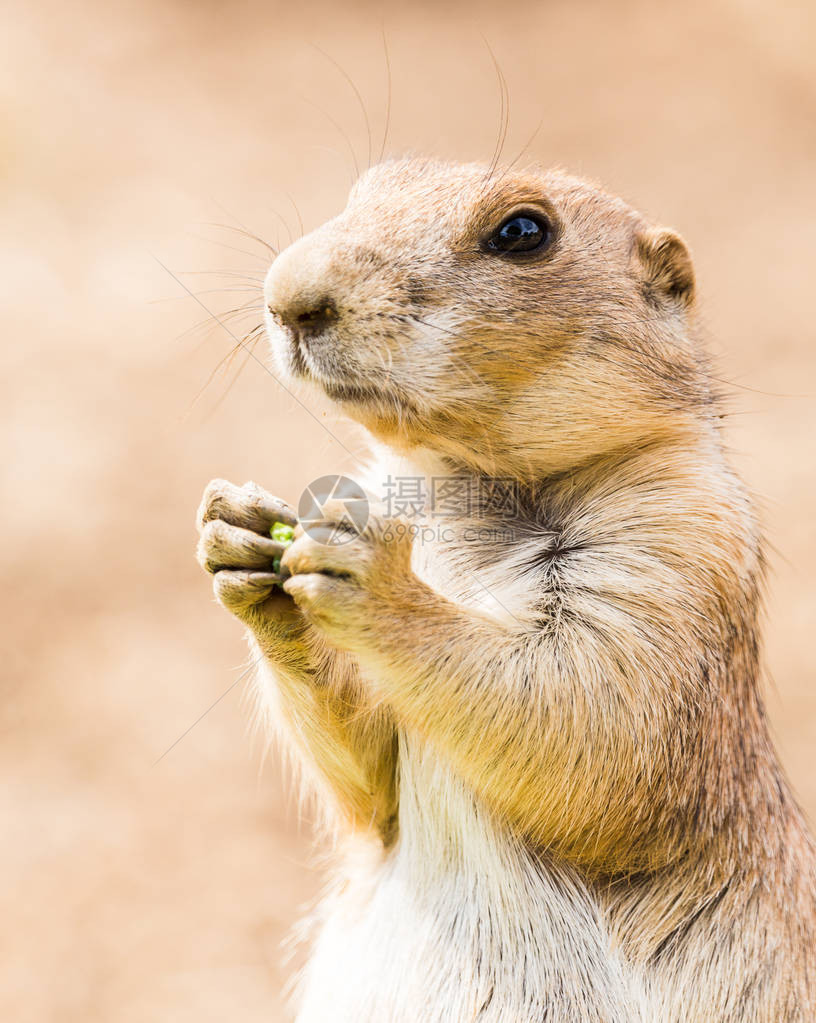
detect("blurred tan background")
(2, 0), (815, 1019)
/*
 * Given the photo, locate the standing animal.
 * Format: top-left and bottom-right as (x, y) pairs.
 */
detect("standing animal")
(196, 158), (816, 1021)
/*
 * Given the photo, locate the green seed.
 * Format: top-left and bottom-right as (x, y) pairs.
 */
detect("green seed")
(270, 521), (295, 545)
(270, 521), (295, 579)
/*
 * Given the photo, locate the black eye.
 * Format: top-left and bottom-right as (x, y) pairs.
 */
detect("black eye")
(486, 213), (550, 254)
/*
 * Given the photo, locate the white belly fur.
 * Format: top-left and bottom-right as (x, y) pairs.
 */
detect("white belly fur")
(295, 731), (644, 1022)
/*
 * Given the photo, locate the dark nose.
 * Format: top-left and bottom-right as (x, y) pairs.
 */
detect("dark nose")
(271, 298), (338, 340)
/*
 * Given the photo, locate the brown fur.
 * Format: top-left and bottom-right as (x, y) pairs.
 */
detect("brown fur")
(197, 159), (816, 1020)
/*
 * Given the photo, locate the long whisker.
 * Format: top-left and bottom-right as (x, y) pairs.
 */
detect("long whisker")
(204, 204), (279, 256)
(312, 44), (373, 171)
(173, 268), (266, 283)
(286, 194), (305, 240)
(378, 28), (392, 164)
(185, 322), (266, 415)
(149, 286), (261, 306)
(189, 231), (271, 264)
(268, 206), (294, 247)
(300, 95), (359, 181)
(180, 303), (262, 352)
(482, 37), (510, 183)
(201, 330), (265, 421)
(493, 117), (544, 186)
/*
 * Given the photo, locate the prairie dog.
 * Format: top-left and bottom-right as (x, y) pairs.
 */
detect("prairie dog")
(196, 159), (816, 1021)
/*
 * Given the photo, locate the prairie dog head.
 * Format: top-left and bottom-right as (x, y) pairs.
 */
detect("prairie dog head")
(264, 158), (709, 478)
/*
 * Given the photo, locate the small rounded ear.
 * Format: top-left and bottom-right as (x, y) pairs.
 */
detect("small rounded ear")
(635, 226), (695, 307)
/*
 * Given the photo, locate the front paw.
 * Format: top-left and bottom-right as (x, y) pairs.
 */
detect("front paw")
(196, 478), (299, 628)
(280, 502), (414, 645)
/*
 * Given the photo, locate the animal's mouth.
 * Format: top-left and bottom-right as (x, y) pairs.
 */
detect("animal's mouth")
(298, 331), (421, 415)
(269, 316), (423, 423)
(289, 332), (311, 378)
(285, 328), (340, 389)
(272, 322), (323, 384)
